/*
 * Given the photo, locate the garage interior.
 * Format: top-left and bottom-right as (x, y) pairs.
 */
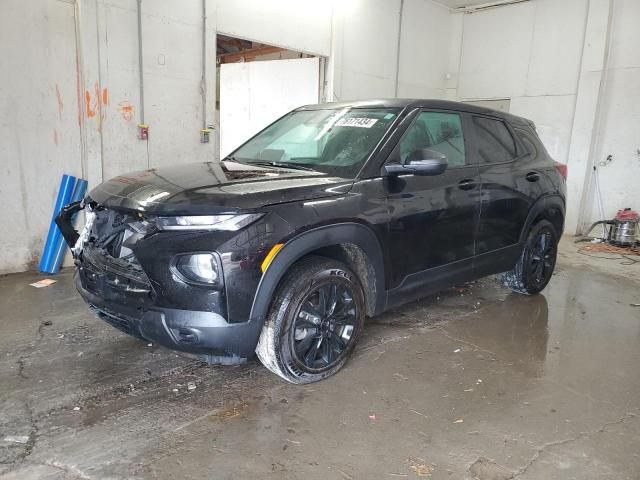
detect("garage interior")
(1, 0), (639, 479)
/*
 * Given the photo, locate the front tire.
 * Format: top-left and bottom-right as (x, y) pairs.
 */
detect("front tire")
(503, 219), (558, 295)
(255, 256), (365, 384)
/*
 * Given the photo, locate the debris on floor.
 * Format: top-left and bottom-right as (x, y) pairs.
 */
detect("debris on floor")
(468, 456), (514, 480)
(3, 435), (29, 444)
(29, 278), (57, 288)
(408, 457), (434, 477)
(187, 382), (196, 391)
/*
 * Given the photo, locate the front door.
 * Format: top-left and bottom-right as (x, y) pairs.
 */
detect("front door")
(383, 110), (480, 303)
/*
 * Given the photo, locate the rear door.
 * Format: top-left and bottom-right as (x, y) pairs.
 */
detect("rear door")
(469, 115), (542, 274)
(384, 110), (480, 300)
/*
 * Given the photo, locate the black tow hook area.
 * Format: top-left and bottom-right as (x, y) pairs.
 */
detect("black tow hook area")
(55, 200), (84, 248)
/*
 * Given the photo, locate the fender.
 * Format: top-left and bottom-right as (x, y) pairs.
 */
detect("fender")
(249, 223), (386, 324)
(519, 194), (566, 244)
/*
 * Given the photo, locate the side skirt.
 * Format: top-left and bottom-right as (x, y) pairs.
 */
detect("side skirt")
(384, 257), (475, 311)
(382, 243), (522, 312)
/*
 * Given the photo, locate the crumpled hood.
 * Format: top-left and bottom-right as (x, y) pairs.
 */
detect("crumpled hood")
(88, 161), (353, 215)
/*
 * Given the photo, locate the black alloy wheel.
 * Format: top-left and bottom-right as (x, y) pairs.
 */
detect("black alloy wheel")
(291, 281), (358, 372)
(255, 256), (365, 384)
(503, 219), (558, 295)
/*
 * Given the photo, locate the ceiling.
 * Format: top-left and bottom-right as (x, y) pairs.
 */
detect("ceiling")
(433, 0), (524, 9)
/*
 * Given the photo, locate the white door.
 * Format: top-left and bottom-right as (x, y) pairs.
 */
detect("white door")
(220, 57), (320, 158)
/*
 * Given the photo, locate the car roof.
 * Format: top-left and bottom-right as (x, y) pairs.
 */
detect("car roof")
(297, 98), (532, 127)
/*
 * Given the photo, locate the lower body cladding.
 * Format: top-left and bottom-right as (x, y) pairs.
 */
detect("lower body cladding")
(75, 268), (263, 364)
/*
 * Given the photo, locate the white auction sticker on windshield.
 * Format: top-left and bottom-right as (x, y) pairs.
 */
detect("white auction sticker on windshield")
(335, 117), (378, 128)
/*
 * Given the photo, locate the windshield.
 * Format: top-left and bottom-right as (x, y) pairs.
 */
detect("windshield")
(227, 107), (400, 177)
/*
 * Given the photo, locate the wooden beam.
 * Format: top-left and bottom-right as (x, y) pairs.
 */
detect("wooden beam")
(218, 46), (287, 64)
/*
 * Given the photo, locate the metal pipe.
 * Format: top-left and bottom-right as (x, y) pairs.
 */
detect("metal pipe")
(137, 0), (145, 124)
(394, 0), (405, 98)
(593, 166), (607, 239)
(73, 1), (88, 182)
(201, 0), (207, 129)
(576, 0), (615, 234)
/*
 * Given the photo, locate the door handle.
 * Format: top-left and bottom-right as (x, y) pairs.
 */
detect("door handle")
(526, 171), (540, 182)
(458, 179), (476, 191)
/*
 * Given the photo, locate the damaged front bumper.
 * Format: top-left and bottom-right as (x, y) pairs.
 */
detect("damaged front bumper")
(56, 201), (264, 364)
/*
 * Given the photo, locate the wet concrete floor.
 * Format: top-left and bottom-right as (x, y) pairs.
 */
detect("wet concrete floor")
(1, 247), (639, 479)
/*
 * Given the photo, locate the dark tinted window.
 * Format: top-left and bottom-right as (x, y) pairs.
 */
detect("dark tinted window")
(399, 111), (466, 167)
(514, 129), (538, 157)
(472, 116), (516, 164)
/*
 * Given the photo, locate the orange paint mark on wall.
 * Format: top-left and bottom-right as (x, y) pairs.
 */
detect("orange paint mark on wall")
(85, 89), (95, 118)
(117, 101), (135, 121)
(53, 129), (59, 146)
(55, 84), (63, 120)
(84, 82), (110, 130)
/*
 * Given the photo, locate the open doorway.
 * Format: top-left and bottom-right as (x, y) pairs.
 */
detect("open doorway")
(216, 34), (322, 159)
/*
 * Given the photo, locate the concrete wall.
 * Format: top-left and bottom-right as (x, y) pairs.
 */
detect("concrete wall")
(453, 0), (588, 167)
(216, 0), (332, 56)
(447, 0), (638, 233)
(3, 0), (454, 273)
(332, 0), (452, 101)
(1, 0), (86, 273)
(1, 0), (218, 274)
(580, 0), (640, 225)
(3, 0), (635, 273)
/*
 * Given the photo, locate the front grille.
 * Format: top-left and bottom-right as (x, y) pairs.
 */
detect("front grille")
(83, 246), (151, 293)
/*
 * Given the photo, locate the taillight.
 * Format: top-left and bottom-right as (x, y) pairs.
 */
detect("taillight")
(554, 162), (567, 179)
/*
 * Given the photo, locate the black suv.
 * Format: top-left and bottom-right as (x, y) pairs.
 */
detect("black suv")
(58, 99), (566, 383)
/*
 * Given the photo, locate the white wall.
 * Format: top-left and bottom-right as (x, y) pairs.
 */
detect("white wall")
(4, 0), (634, 273)
(219, 57), (320, 157)
(454, 0), (588, 166)
(581, 0), (640, 225)
(0, 0), (217, 274)
(332, 0), (402, 100)
(331, 0), (452, 102)
(0, 0), (85, 272)
(397, 0), (451, 99)
(216, 0), (332, 56)
(447, 0), (640, 233)
(2, 0), (456, 275)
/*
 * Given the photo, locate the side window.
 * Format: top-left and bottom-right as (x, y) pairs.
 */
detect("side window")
(514, 129), (538, 158)
(399, 111), (466, 167)
(472, 116), (517, 164)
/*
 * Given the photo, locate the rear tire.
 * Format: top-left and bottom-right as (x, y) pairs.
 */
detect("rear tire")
(255, 256), (365, 384)
(502, 220), (558, 295)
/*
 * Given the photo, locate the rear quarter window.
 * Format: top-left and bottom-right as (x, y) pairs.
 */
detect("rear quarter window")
(514, 128), (538, 158)
(472, 116), (517, 164)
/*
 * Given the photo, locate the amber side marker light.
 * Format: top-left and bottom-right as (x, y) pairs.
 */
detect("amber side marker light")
(261, 243), (284, 273)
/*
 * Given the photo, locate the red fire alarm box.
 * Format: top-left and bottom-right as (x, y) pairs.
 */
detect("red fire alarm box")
(138, 124), (149, 140)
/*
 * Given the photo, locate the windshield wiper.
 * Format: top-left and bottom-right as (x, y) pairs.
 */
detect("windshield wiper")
(246, 161), (316, 172)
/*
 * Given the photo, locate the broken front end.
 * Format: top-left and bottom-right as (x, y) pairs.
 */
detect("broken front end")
(55, 201), (268, 364)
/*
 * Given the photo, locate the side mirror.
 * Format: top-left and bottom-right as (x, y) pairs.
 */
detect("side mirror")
(384, 149), (448, 177)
